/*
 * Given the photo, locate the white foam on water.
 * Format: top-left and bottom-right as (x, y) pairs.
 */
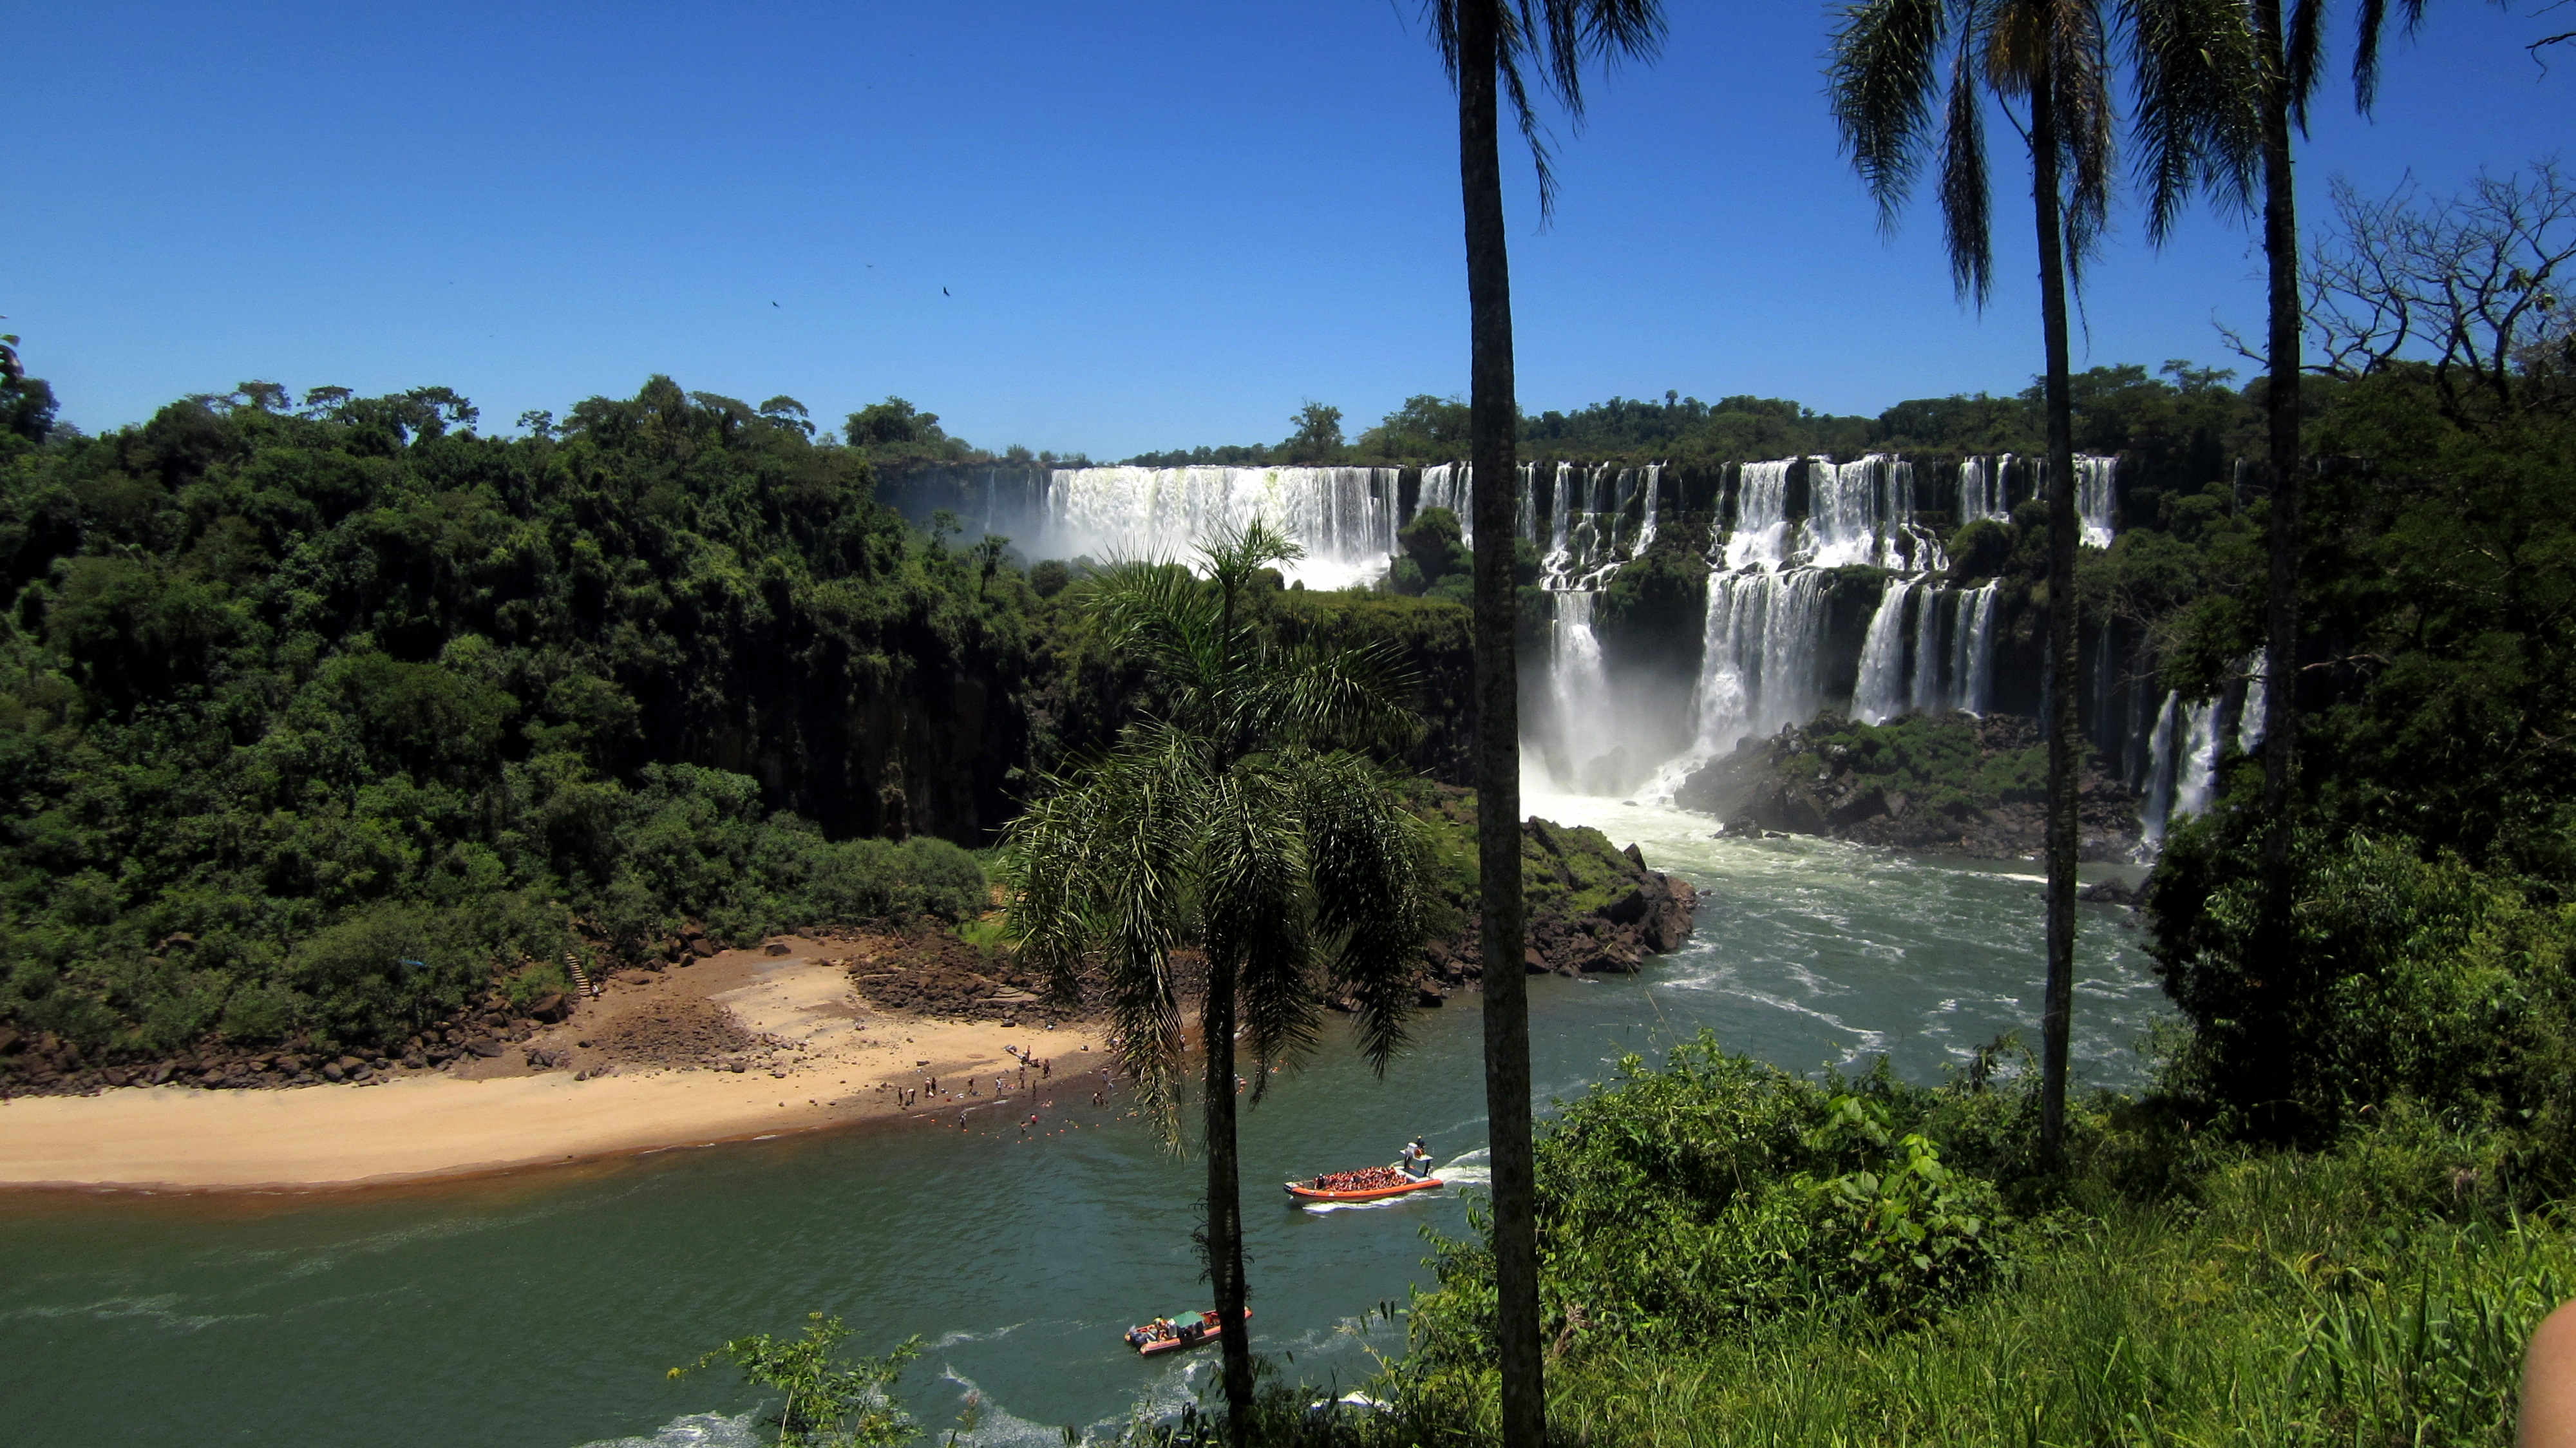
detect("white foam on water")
(575, 1410), (761, 1448)
(929, 1321), (1025, 1350)
(941, 1366), (1102, 1448)
(0, 1292), (251, 1333)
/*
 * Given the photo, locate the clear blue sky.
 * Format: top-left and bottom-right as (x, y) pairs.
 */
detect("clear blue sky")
(10, 2), (2566, 457)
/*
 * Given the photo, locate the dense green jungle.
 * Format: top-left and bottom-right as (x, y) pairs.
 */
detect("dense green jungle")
(3, 277), (2572, 1440)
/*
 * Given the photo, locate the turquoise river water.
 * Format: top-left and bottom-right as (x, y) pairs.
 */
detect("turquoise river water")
(0, 795), (2164, 1447)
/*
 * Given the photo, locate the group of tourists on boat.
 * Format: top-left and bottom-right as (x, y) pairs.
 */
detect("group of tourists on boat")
(1282, 1137), (1441, 1203)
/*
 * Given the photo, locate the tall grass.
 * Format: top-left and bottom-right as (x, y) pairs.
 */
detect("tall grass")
(1390, 1152), (2565, 1447)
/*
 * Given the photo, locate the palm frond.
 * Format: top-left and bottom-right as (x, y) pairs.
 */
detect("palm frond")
(1007, 729), (1204, 1147)
(1200, 759), (1321, 1099)
(1831, 0), (1956, 227)
(2123, 0), (2260, 245)
(2352, 0), (2425, 113)
(1938, 29), (1996, 303)
(1231, 637), (1423, 757)
(2286, 0), (2324, 128)
(1297, 752), (1435, 1076)
(1089, 560), (1224, 712)
(2050, 0), (2118, 285)
(1421, 1), (1667, 223)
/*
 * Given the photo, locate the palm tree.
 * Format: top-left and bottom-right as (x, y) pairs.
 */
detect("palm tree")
(1832, 0), (2255, 1162)
(1417, 5), (1663, 1442)
(1001, 522), (1432, 1429)
(2242, 0), (2426, 852)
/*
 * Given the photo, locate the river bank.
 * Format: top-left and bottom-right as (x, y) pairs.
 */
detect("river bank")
(0, 937), (1104, 1192)
(0, 802), (2174, 1448)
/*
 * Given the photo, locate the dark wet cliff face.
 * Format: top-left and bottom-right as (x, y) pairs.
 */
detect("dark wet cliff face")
(669, 660), (1031, 843)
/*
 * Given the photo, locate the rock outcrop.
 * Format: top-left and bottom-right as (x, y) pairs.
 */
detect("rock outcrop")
(1675, 712), (2141, 861)
(1406, 791), (1701, 998)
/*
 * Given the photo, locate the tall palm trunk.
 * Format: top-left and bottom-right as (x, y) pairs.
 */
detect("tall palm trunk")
(1202, 958), (1251, 1425)
(2031, 46), (2083, 1167)
(2253, 0), (2301, 851)
(1456, 6), (1544, 1445)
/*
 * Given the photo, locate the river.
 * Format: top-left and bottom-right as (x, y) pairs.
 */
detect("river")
(0, 795), (2164, 1447)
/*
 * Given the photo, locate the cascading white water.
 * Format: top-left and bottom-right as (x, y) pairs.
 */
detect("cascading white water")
(1045, 465), (1400, 587)
(1909, 584), (1946, 714)
(1726, 461), (1795, 569)
(2237, 662), (2268, 753)
(2174, 698), (2220, 819)
(2139, 689), (2221, 846)
(1959, 453), (2014, 523)
(1958, 452), (2115, 546)
(2076, 456), (2118, 548)
(1548, 589), (1609, 761)
(1803, 453), (1932, 569)
(1636, 464), (1662, 551)
(1689, 567), (1831, 753)
(1953, 584), (1998, 715)
(1853, 580), (1916, 724)
(2140, 692), (2181, 845)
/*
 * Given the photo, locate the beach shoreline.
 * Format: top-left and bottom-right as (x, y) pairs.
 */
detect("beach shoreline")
(0, 936), (1106, 1194)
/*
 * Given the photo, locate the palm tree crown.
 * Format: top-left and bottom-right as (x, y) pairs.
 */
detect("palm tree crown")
(1421, 0), (1667, 220)
(1832, 0), (2264, 304)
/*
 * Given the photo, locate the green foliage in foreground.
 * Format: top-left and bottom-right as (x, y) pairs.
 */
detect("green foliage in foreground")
(1361, 1038), (2559, 1447)
(672, 1313), (923, 1448)
(1412, 1045), (2008, 1357)
(2152, 816), (2576, 1166)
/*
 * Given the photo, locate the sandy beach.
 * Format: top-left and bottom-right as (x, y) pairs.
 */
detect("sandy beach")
(0, 937), (1103, 1192)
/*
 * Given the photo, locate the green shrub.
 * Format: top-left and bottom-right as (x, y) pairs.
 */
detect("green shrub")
(2150, 814), (2576, 1172)
(1413, 1036), (2016, 1366)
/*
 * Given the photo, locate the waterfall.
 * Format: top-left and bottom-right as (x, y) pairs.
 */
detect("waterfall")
(1952, 584), (1998, 715)
(1416, 461), (1468, 540)
(1549, 590), (1609, 754)
(1045, 465), (1399, 587)
(1960, 453), (2014, 523)
(2076, 456), (2118, 548)
(1547, 462), (1573, 565)
(1636, 464), (1662, 551)
(2237, 660), (2268, 753)
(1726, 461), (1795, 569)
(2141, 693), (2181, 845)
(1689, 566), (1829, 752)
(1804, 453), (1923, 569)
(1854, 580), (1916, 724)
(1909, 584), (1947, 714)
(2174, 698), (2221, 819)
(2140, 690), (2221, 847)
(1962, 453), (2114, 544)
